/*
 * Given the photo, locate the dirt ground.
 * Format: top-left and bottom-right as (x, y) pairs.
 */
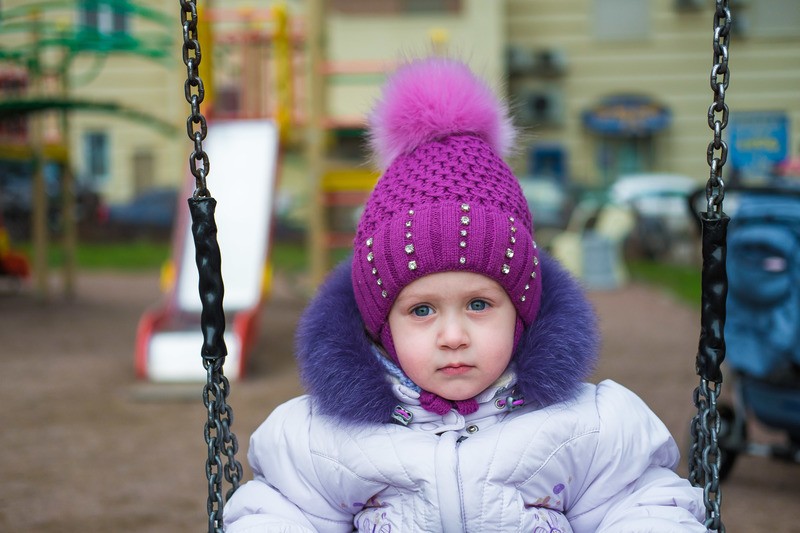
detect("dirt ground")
(1, 268), (798, 532)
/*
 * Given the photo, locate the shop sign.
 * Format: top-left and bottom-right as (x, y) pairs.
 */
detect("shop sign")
(583, 95), (671, 136)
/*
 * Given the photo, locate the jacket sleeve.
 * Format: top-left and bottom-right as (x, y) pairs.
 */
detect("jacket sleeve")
(567, 381), (708, 533)
(223, 396), (370, 533)
(223, 481), (317, 533)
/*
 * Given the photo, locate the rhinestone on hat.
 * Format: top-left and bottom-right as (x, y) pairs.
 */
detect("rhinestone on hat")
(366, 236), (384, 297)
(502, 215), (518, 274)
(403, 209), (416, 270)
(458, 205), (471, 264)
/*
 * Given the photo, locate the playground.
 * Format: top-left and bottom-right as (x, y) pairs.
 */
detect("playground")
(1, 2), (798, 531)
(1, 268), (798, 532)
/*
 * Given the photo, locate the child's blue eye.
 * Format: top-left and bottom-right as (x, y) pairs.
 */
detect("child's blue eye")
(412, 305), (432, 317)
(469, 300), (488, 311)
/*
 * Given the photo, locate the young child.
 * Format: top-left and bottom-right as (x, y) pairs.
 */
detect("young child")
(224, 57), (707, 533)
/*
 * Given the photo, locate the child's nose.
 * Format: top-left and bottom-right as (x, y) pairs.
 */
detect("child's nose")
(437, 314), (469, 349)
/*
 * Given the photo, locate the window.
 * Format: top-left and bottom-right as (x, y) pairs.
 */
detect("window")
(83, 132), (109, 185)
(596, 137), (655, 185)
(329, 0), (461, 15)
(744, 0), (800, 39)
(132, 149), (155, 193)
(592, 0), (650, 42)
(78, 0), (129, 35)
(0, 72), (28, 140)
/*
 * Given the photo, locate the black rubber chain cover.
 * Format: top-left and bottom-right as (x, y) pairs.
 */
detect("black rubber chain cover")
(189, 196), (228, 361)
(696, 213), (729, 383)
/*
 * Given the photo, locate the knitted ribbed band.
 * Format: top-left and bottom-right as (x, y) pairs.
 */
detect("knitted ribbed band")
(352, 133), (542, 342)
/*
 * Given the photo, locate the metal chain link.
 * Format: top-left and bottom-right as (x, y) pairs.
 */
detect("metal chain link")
(180, 0), (210, 198)
(705, 0), (731, 219)
(689, 2), (731, 532)
(690, 380), (725, 532)
(203, 359), (243, 533)
(178, 2), (243, 531)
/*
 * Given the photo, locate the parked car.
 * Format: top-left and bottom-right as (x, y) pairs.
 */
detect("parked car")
(0, 158), (103, 241)
(609, 173), (699, 261)
(103, 187), (179, 240)
(519, 175), (574, 249)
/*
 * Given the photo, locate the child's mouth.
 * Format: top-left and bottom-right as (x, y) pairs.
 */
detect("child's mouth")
(439, 364), (472, 376)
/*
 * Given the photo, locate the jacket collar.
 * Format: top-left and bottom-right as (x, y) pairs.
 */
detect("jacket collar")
(295, 251), (599, 425)
(385, 364), (522, 433)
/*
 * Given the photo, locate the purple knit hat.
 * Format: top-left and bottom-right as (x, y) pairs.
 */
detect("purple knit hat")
(351, 57), (542, 357)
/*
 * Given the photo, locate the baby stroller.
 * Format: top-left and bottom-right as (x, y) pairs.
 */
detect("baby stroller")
(717, 184), (800, 481)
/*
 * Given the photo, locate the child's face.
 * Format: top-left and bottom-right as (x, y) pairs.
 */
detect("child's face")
(387, 271), (517, 402)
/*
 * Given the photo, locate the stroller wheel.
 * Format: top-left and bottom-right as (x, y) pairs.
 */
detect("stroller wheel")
(718, 403), (747, 482)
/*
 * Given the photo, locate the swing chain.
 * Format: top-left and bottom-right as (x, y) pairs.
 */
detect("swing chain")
(179, 1), (243, 530)
(705, 0), (731, 219)
(690, 380), (725, 532)
(180, 0), (210, 198)
(203, 360), (243, 533)
(690, 2), (731, 531)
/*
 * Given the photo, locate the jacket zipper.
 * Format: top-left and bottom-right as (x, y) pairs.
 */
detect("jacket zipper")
(455, 435), (467, 532)
(435, 431), (467, 533)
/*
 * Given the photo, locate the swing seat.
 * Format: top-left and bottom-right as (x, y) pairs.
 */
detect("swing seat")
(135, 119), (279, 382)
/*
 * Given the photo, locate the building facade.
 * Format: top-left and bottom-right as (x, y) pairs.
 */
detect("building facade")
(2, 0), (798, 206)
(506, 0), (800, 186)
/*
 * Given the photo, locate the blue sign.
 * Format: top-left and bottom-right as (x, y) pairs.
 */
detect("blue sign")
(729, 111), (789, 175)
(582, 95), (671, 136)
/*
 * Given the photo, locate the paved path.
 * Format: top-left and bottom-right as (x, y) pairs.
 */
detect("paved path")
(0, 271), (797, 532)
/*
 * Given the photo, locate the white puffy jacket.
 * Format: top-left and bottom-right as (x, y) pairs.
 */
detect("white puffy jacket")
(223, 255), (707, 532)
(225, 379), (705, 533)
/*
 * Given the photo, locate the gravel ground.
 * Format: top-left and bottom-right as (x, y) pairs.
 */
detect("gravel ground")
(0, 269), (798, 532)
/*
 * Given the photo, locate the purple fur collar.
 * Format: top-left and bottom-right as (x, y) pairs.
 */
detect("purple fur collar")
(295, 252), (599, 425)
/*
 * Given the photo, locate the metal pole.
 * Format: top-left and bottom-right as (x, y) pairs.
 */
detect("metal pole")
(273, 2), (293, 144)
(306, 0), (327, 287)
(30, 8), (49, 300)
(60, 48), (77, 299)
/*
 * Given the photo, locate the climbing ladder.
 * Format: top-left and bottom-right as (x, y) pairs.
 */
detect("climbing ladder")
(306, 0), (383, 286)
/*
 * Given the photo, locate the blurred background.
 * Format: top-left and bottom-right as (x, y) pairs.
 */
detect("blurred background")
(1, 0), (798, 294)
(1, 0), (799, 531)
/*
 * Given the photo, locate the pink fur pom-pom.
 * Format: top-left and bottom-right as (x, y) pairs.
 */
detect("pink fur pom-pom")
(368, 57), (515, 170)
